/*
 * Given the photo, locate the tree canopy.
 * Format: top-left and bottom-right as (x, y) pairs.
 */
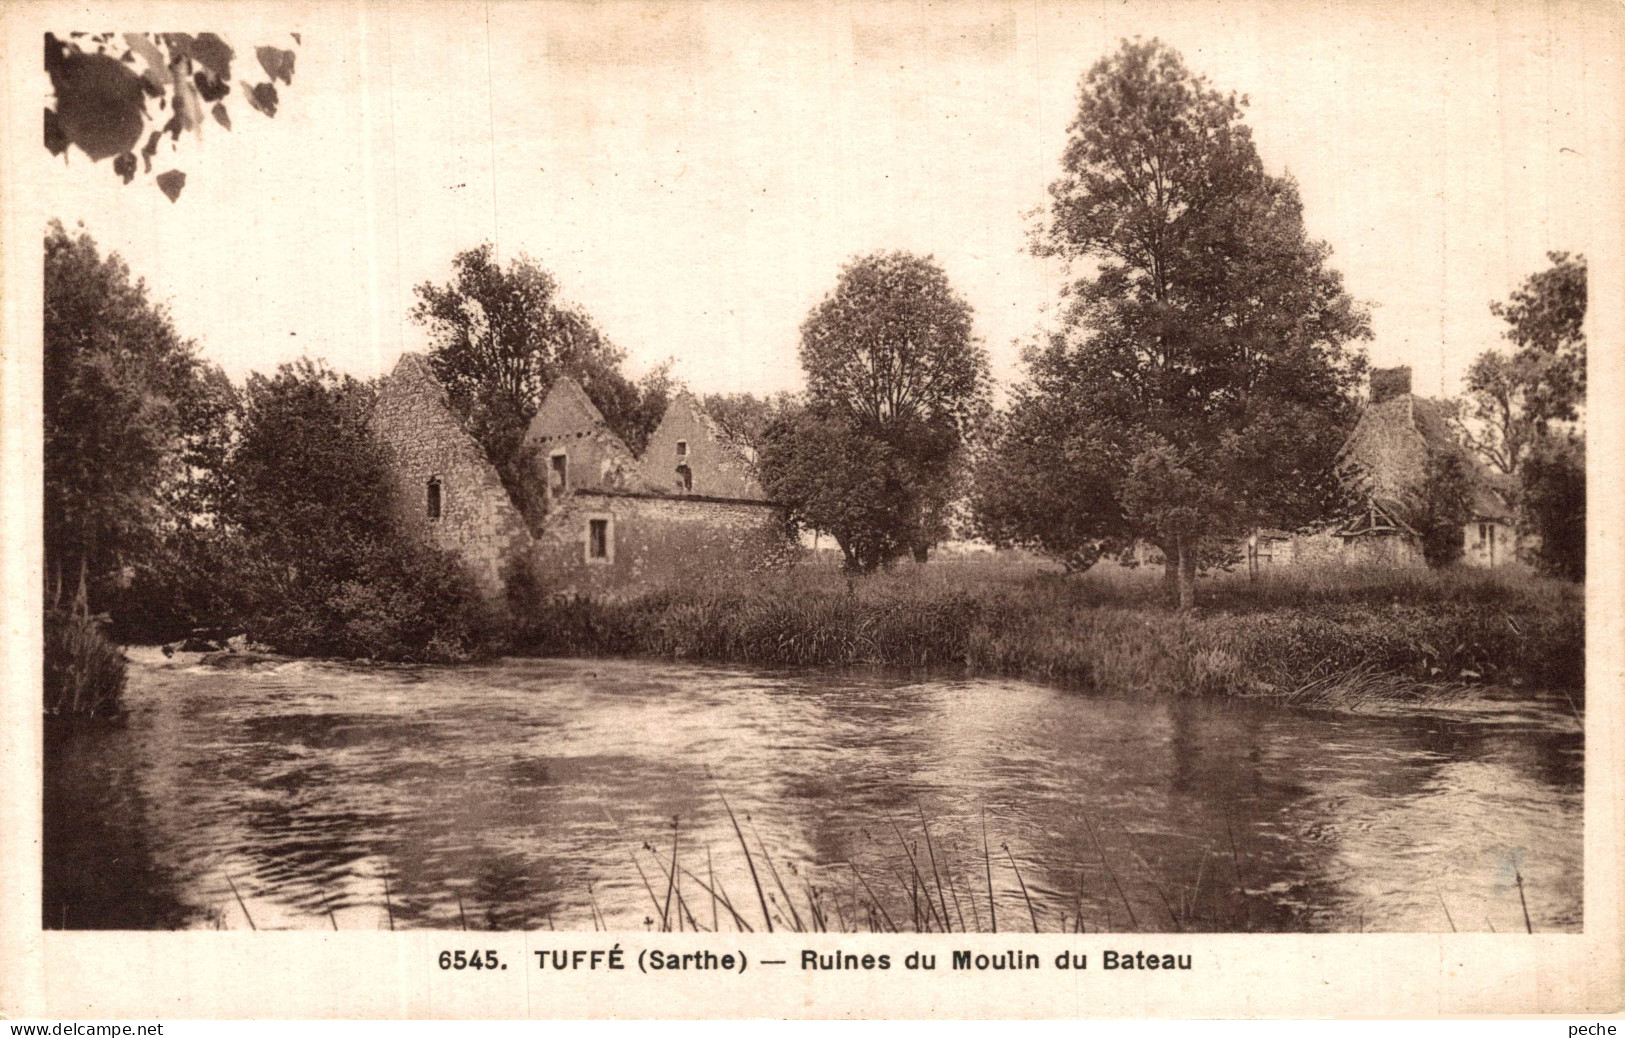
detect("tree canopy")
(1451, 252), (1586, 476)
(219, 360), (495, 660)
(44, 220), (233, 608)
(761, 251), (989, 570)
(410, 244), (668, 521)
(973, 39), (1370, 606)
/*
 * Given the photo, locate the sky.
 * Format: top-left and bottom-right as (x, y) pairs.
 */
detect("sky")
(23, 0), (1602, 400)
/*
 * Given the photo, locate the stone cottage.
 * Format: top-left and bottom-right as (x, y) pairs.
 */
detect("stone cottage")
(372, 353), (792, 605)
(1294, 366), (1519, 568)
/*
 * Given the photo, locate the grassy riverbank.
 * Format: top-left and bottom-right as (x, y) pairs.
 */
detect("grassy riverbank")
(512, 557), (1583, 704)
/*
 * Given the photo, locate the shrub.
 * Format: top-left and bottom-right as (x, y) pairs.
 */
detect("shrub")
(238, 534), (500, 663)
(1522, 433), (1584, 582)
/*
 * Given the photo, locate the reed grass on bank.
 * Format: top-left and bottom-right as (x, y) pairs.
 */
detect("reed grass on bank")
(511, 559), (1583, 703)
(44, 606), (128, 718)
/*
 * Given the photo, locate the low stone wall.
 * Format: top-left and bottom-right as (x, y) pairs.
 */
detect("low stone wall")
(1291, 528), (1426, 568)
(531, 490), (793, 596)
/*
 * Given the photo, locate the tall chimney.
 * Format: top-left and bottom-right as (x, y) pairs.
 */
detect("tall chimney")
(1369, 366), (1412, 405)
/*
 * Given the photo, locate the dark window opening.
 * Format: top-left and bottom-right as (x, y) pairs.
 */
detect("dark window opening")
(676, 440), (688, 458)
(589, 518), (609, 559)
(426, 478), (442, 521)
(675, 464), (693, 493)
(551, 453), (568, 497)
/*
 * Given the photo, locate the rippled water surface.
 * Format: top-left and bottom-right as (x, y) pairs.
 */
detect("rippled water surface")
(44, 649), (1582, 932)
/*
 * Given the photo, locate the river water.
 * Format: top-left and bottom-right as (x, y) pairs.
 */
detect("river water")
(44, 649), (1582, 933)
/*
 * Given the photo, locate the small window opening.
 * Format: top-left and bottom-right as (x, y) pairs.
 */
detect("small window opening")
(589, 518), (609, 559)
(676, 440), (688, 458)
(550, 452), (568, 497)
(675, 464), (693, 493)
(426, 478), (442, 521)
(1478, 523), (1489, 545)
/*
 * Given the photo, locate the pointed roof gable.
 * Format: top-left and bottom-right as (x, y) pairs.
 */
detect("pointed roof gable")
(526, 375), (625, 444)
(1338, 385), (1516, 523)
(384, 350), (440, 394)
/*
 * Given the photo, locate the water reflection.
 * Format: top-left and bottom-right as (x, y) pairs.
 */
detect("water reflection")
(43, 650), (1581, 932)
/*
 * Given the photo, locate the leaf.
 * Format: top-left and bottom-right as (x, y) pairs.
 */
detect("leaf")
(48, 50), (146, 162)
(141, 129), (160, 173)
(194, 70), (230, 103)
(121, 33), (168, 93)
(113, 151), (136, 184)
(156, 169), (186, 203)
(212, 103), (231, 131)
(171, 71), (204, 132)
(256, 46), (296, 85)
(246, 81), (279, 117)
(191, 33), (234, 80)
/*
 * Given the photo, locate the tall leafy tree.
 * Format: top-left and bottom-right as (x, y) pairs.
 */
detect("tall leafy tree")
(410, 243), (656, 519)
(700, 391), (796, 457)
(1411, 451), (1475, 568)
(44, 220), (233, 610)
(763, 251), (989, 570)
(1450, 253), (1586, 476)
(976, 39), (1369, 607)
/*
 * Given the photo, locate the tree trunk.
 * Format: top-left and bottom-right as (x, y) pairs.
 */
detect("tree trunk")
(1175, 535), (1195, 612)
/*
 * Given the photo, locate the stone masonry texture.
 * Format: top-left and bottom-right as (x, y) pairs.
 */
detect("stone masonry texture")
(372, 353), (533, 602)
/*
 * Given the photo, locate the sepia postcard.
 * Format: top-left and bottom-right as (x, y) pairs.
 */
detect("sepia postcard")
(0, 0), (1620, 1020)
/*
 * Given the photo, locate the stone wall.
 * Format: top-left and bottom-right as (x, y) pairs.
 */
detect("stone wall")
(639, 391), (764, 500)
(1291, 527), (1427, 568)
(372, 353), (533, 602)
(524, 376), (645, 495)
(531, 490), (793, 596)
(1461, 519), (1519, 568)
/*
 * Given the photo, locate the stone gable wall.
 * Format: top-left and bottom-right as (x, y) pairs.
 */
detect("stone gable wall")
(524, 378), (645, 494)
(1338, 396), (1430, 502)
(372, 354), (532, 602)
(531, 491), (793, 597)
(639, 393), (764, 500)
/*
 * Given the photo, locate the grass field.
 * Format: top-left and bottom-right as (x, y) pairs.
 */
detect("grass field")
(511, 554), (1584, 706)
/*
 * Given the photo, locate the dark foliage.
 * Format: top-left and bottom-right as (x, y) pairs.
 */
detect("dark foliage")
(43, 601), (128, 718)
(1521, 433), (1585, 582)
(219, 360), (498, 661)
(44, 32), (298, 202)
(762, 251), (989, 570)
(1411, 451), (1475, 568)
(977, 40), (1370, 607)
(45, 220), (235, 618)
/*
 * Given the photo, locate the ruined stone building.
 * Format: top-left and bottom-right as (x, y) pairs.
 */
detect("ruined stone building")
(1290, 366), (1519, 568)
(372, 353), (791, 605)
